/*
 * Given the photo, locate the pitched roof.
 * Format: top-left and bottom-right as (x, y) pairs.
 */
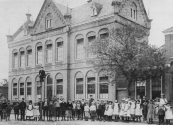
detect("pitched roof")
(53, 0), (114, 25)
(163, 26), (173, 33)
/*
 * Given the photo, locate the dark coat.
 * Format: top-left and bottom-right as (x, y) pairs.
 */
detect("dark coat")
(66, 102), (73, 110)
(14, 104), (19, 113)
(158, 108), (165, 116)
(19, 101), (26, 110)
(60, 102), (66, 111)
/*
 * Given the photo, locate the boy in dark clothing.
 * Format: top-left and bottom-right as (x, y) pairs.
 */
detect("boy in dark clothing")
(157, 106), (165, 125)
(99, 100), (105, 121)
(48, 100), (55, 121)
(43, 99), (49, 121)
(14, 102), (19, 120)
(6, 102), (12, 121)
(66, 100), (73, 121)
(60, 99), (66, 121)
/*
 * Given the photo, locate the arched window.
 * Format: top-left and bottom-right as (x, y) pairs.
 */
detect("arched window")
(46, 40), (53, 63)
(12, 78), (18, 99)
(26, 46), (32, 67)
(19, 78), (24, 100)
(99, 28), (109, 39)
(46, 13), (52, 29)
(99, 70), (109, 99)
(76, 35), (84, 60)
(47, 74), (53, 101)
(86, 70), (96, 99)
(56, 38), (64, 61)
(26, 77), (32, 100)
(87, 32), (96, 58)
(36, 42), (42, 65)
(19, 48), (25, 68)
(12, 49), (18, 69)
(75, 72), (84, 99)
(36, 76), (41, 99)
(131, 2), (137, 20)
(56, 73), (63, 96)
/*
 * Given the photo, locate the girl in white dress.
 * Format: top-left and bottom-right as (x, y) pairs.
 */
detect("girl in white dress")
(165, 103), (173, 124)
(107, 101), (113, 121)
(130, 99), (136, 121)
(112, 100), (119, 122)
(104, 101), (109, 121)
(26, 100), (34, 120)
(33, 102), (40, 121)
(135, 100), (142, 122)
(119, 99), (125, 121)
(124, 99), (131, 122)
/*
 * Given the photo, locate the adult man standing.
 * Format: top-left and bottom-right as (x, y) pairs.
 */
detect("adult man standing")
(81, 99), (85, 120)
(19, 98), (26, 121)
(60, 98), (66, 121)
(89, 95), (94, 107)
(43, 98), (49, 121)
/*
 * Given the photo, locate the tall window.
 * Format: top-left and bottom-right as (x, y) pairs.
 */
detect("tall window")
(131, 3), (137, 20)
(87, 32), (96, 58)
(46, 13), (52, 29)
(86, 71), (96, 99)
(46, 40), (52, 63)
(76, 35), (84, 60)
(26, 77), (32, 100)
(99, 71), (109, 99)
(47, 75), (52, 101)
(152, 77), (161, 99)
(27, 46), (32, 67)
(20, 48), (25, 68)
(75, 72), (84, 99)
(12, 79), (17, 99)
(36, 43), (42, 65)
(13, 50), (18, 69)
(36, 76), (41, 99)
(56, 38), (63, 61)
(19, 78), (24, 100)
(99, 28), (109, 39)
(56, 73), (63, 96)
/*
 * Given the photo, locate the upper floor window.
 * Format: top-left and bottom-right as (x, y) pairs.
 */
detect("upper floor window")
(99, 28), (109, 39)
(19, 48), (25, 68)
(12, 50), (18, 69)
(56, 38), (63, 62)
(76, 35), (84, 60)
(46, 40), (52, 63)
(26, 46), (32, 67)
(46, 13), (52, 29)
(87, 32), (96, 58)
(36, 43), (42, 65)
(131, 3), (137, 20)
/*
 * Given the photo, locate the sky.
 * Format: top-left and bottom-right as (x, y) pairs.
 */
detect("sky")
(0, 0), (173, 81)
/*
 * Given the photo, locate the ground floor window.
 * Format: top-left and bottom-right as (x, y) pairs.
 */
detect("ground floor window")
(87, 71), (96, 99)
(152, 77), (161, 99)
(56, 73), (63, 97)
(75, 72), (84, 99)
(99, 71), (108, 99)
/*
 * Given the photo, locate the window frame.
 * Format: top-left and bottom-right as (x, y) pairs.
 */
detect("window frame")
(12, 79), (18, 99)
(45, 40), (53, 64)
(56, 38), (64, 62)
(56, 73), (63, 96)
(45, 13), (52, 29)
(12, 50), (18, 69)
(76, 35), (84, 60)
(19, 48), (25, 68)
(99, 73), (109, 100)
(26, 46), (32, 67)
(36, 43), (43, 65)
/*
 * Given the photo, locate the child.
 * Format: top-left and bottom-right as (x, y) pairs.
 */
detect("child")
(124, 99), (130, 122)
(130, 99), (136, 121)
(112, 100), (119, 122)
(99, 100), (105, 121)
(72, 101), (76, 120)
(135, 100), (142, 122)
(6, 101), (12, 121)
(107, 101), (113, 121)
(119, 99), (125, 121)
(26, 100), (34, 121)
(90, 102), (97, 121)
(14, 102), (19, 121)
(66, 99), (73, 121)
(49, 100), (55, 121)
(84, 102), (90, 121)
(157, 106), (165, 125)
(147, 100), (155, 124)
(164, 103), (173, 125)
(33, 103), (40, 121)
(76, 101), (81, 120)
(104, 101), (109, 121)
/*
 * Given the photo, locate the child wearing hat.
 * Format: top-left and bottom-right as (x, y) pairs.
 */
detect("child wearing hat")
(90, 102), (97, 121)
(164, 102), (173, 125)
(157, 105), (165, 125)
(147, 100), (155, 124)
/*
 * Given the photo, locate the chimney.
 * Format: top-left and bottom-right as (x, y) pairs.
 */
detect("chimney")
(26, 13), (31, 21)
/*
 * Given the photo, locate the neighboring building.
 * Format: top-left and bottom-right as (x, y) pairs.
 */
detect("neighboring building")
(0, 86), (8, 100)
(7, 0), (151, 103)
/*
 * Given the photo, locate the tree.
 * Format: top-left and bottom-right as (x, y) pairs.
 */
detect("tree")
(88, 24), (165, 95)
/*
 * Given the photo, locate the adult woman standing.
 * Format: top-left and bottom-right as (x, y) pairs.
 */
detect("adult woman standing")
(26, 100), (34, 121)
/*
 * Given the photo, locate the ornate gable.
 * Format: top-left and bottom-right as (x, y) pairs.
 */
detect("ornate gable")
(33, 0), (66, 35)
(90, 1), (102, 16)
(119, 0), (150, 27)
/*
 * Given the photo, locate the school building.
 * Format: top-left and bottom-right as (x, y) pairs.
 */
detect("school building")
(7, 0), (152, 103)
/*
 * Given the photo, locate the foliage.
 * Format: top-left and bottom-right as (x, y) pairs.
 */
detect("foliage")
(88, 24), (165, 95)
